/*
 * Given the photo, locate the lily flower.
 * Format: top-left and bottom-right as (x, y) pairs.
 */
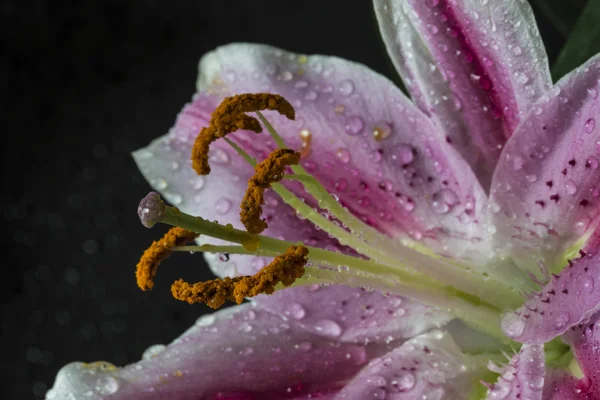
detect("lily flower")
(48, 0), (600, 399)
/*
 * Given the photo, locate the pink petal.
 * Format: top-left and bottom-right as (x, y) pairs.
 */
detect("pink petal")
(489, 55), (600, 269)
(485, 344), (545, 400)
(253, 284), (452, 343)
(134, 43), (489, 262)
(501, 250), (600, 344)
(47, 304), (373, 400)
(373, 0), (552, 188)
(542, 370), (580, 400)
(333, 330), (482, 399)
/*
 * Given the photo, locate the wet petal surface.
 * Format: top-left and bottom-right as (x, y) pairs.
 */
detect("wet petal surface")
(501, 250), (600, 344)
(47, 304), (375, 400)
(334, 329), (482, 399)
(489, 55), (600, 270)
(374, 0), (552, 188)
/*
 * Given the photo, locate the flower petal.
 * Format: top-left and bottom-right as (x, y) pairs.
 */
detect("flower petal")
(253, 284), (452, 343)
(334, 329), (483, 399)
(485, 344), (545, 400)
(47, 303), (374, 400)
(501, 250), (600, 344)
(373, 0), (552, 188)
(135, 43), (489, 263)
(542, 370), (579, 400)
(489, 54), (600, 270)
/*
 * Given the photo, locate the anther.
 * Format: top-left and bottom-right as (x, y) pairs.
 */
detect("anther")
(191, 93), (295, 175)
(136, 227), (199, 291)
(138, 191), (166, 228)
(171, 245), (308, 308)
(240, 148), (301, 234)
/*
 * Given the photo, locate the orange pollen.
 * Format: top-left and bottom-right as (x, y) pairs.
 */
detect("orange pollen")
(191, 93), (295, 175)
(240, 148), (301, 234)
(171, 245), (309, 309)
(136, 227), (199, 291)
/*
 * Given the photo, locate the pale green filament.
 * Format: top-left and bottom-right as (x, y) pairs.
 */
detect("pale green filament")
(165, 207), (509, 342)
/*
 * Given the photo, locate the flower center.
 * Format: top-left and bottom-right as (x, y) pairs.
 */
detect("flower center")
(136, 93), (524, 342)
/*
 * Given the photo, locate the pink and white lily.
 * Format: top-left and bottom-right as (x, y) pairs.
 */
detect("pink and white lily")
(48, 0), (600, 399)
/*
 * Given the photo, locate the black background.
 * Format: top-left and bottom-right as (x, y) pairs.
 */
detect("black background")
(1, 1), (582, 398)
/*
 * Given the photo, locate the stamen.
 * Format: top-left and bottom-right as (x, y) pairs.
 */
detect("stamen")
(171, 245), (308, 308)
(136, 227), (199, 291)
(191, 93), (295, 175)
(241, 148), (301, 234)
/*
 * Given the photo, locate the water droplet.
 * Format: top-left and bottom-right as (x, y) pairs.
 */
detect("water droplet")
(95, 376), (119, 395)
(153, 178), (168, 190)
(391, 370), (416, 392)
(281, 71), (293, 82)
(142, 344), (166, 360)
(314, 319), (342, 337)
(307, 284), (320, 293)
(585, 118), (596, 133)
(210, 148), (230, 165)
(296, 341), (312, 352)
(339, 80), (354, 96)
(345, 115), (364, 135)
(191, 177), (205, 191)
(525, 174), (538, 183)
(240, 346), (254, 356)
(288, 303), (306, 320)
(529, 376), (545, 390)
(164, 192), (183, 205)
(391, 144), (414, 165)
(596, 137), (600, 153)
(373, 121), (392, 141)
(431, 189), (459, 214)
(501, 313), (525, 338)
(196, 314), (216, 327)
(565, 180), (578, 195)
(335, 148), (351, 164)
(512, 155), (524, 171)
(587, 156), (599, 169)
(215, 198), (232, 215)
(512, 45), (522, 55)
(334, 178), (348, 192)
(583, 277), (595, 294)
(533, 106), (543, 115)
(554, 312), (570, 331)
(170, 161), (180, 170)
(305, 90), (318, 101)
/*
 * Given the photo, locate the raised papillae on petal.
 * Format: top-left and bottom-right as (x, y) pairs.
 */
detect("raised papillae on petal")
(501, 250), (600, 344)
(374, 0), (552, 188)
(489, 54), (600, 272)
(191, 93), (295, 175)
(485, 344), (545, 400)
(136, 227), (199, 291)
(171, 245), (308, 308)
(241, 148), (301, 234)
(544, 313), (600, 399)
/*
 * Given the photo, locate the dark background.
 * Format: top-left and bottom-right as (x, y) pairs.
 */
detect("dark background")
(0, 1), (587, 398)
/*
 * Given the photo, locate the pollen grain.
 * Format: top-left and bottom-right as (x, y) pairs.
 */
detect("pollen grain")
(191, 93), (295, 175)
(171, 245), (308, 308)
(136, 227), (199, 291)
(240, 148), (301, 234)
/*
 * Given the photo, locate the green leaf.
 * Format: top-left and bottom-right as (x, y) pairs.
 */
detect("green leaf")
(530, 0), (586, 37)
(551, 0), (600, 81)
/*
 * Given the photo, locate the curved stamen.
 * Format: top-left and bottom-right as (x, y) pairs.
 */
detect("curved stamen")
(241, 148), (301, 234)
(136, 227), (199, 291)
(171, 245), (308, 308)
(191, 93), (295, 175)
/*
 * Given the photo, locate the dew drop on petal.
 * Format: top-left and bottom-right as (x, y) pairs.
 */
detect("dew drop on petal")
(585, 118), (596, 133)
(339, 80), (354, 96)
(336, 148), (351, 164)
(95, 377), (119, 395)
(554, 312), (570, 331)
(501, 313), (525, 339)
(565, 180), (578, 195)
(313, 319), (342, 337)
(345, 115), (364, 135)
(215, 198), (232, 215)
(596, 137), (600, 153)
(583, 277), (595, 294)
(373, 121), (393, 141)
(288, 303), (306, 320)
(142, 344), (166, 360)
(210, 148), (231, 166)
(296, 341), (312, 352)
(587, 156), (599, 169)
(431, 189), (459, 214)
(391, 144), (414, 165)
(153, 178), (168, 190)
